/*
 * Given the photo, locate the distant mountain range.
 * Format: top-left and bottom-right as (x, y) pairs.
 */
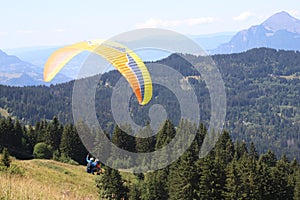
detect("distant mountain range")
(212, 11), (300, 54)
(0, 50), (70, 86)
(189, 32), (235, 50)
(1, 11), (300, 86)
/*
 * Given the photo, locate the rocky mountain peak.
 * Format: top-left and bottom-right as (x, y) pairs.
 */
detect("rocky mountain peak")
(262, 11), (300, 33)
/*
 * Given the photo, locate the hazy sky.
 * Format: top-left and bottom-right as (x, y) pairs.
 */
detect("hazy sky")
(1, 0), (299, 48)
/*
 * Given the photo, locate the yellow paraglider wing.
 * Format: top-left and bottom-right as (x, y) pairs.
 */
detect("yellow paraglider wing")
(44, 40), (152, 105)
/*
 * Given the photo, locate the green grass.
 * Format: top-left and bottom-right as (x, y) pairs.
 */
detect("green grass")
(0, 158), (99, 199)
(0, 157), (141, 199)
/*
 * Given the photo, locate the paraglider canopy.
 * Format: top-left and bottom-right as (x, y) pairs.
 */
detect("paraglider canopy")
(44, 40), (152, 105)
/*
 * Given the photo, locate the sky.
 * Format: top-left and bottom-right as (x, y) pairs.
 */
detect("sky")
(0, 0), (299, 49)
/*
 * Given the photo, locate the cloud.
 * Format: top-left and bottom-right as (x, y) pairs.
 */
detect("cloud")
(185, 18), (217, 25)
(136, 17), (218, 28)
(288, 10), (299, 16)
(16, 29), (66, 35)
(53, 29), (66, 33)
(233, 12), (256, 21)
(0, 31), (8, 35)
(17, 30), (38, 34)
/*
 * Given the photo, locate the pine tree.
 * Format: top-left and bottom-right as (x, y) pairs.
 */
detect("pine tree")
(12, 119), (23, 148)
(45, 116), (62, 151)
(144, 172), (159, 200)
(35, 120), (48, 143)
(59, 124), (74, 158)
(215, 131), (234, 165)
(197, 123), (207, 147)
(1, 117), (13, 149)
(110, 125), (136, 168)
(168, 148), (199, 200)
(249, 142), (259, 160)
(111, 125), (135, 152)
(153, 120), (176, 169)
(144, 120), (176, 200)
(134, 125), (155, 171)
(234, 141), (248, 160)
(295, 170), (300, 200)
(270, 159), (294, 199)
(128, 182), (142, 200)
(155, 120), (176, 150)
(259, 150), (277, 167)
(0, 118), (5, 147)
(198, 155), (226, 200)
(92, 129), (111, 165)
(1, 147), (11, 168)
(96, 167), (128, 199)
(224, 160), (243, 200)
(145, 169), (169, 200)
(291, 158), (299, 171)
(255, 160), (273, 199)
(24, 125), (37, 153)
(238, 153), (259, 199)
(59, 124), (87, 164)
(135, 124), (155, 153)
(168, 120), (200, 200)
(75, 120), (93, 152)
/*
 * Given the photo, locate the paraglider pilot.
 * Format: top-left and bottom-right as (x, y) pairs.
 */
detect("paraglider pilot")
(86, 154), (101, 175)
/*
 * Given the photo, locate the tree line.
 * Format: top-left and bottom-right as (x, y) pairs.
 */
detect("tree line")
(0, 48), (299, 161)
(97, 120), (300, 200)
(0, 116), (87, 164)
(1, 115), (300, 199)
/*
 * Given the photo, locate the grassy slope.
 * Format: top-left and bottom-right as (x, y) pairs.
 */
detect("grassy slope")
(0, 159), (99, 200)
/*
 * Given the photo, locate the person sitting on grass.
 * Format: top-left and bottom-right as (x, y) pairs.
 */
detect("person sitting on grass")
(86, 154), (95, 174)
(94, 159), (102, 175)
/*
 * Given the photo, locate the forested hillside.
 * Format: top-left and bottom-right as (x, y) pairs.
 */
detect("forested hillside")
(94, 121), (300, 200)
(0, 47), (299, 160)
(1, 118), (300, 199)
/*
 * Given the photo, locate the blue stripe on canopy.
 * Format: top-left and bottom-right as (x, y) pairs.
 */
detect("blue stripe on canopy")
(126, 54), (145, 100)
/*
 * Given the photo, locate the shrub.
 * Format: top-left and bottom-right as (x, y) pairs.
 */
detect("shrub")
(52, 149), (61, 161)
(1, 148), (11, 168)
(53, 152), (79, 165)
(8, 164), (24, 176)
(33, 143), (52, 159)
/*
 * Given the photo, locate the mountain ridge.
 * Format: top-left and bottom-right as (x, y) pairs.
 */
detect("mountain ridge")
(0, 47), (299, 160)
(213, 11), (300, 54)
(262, 11), (300, 33)
(0, 49), (71, 86)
